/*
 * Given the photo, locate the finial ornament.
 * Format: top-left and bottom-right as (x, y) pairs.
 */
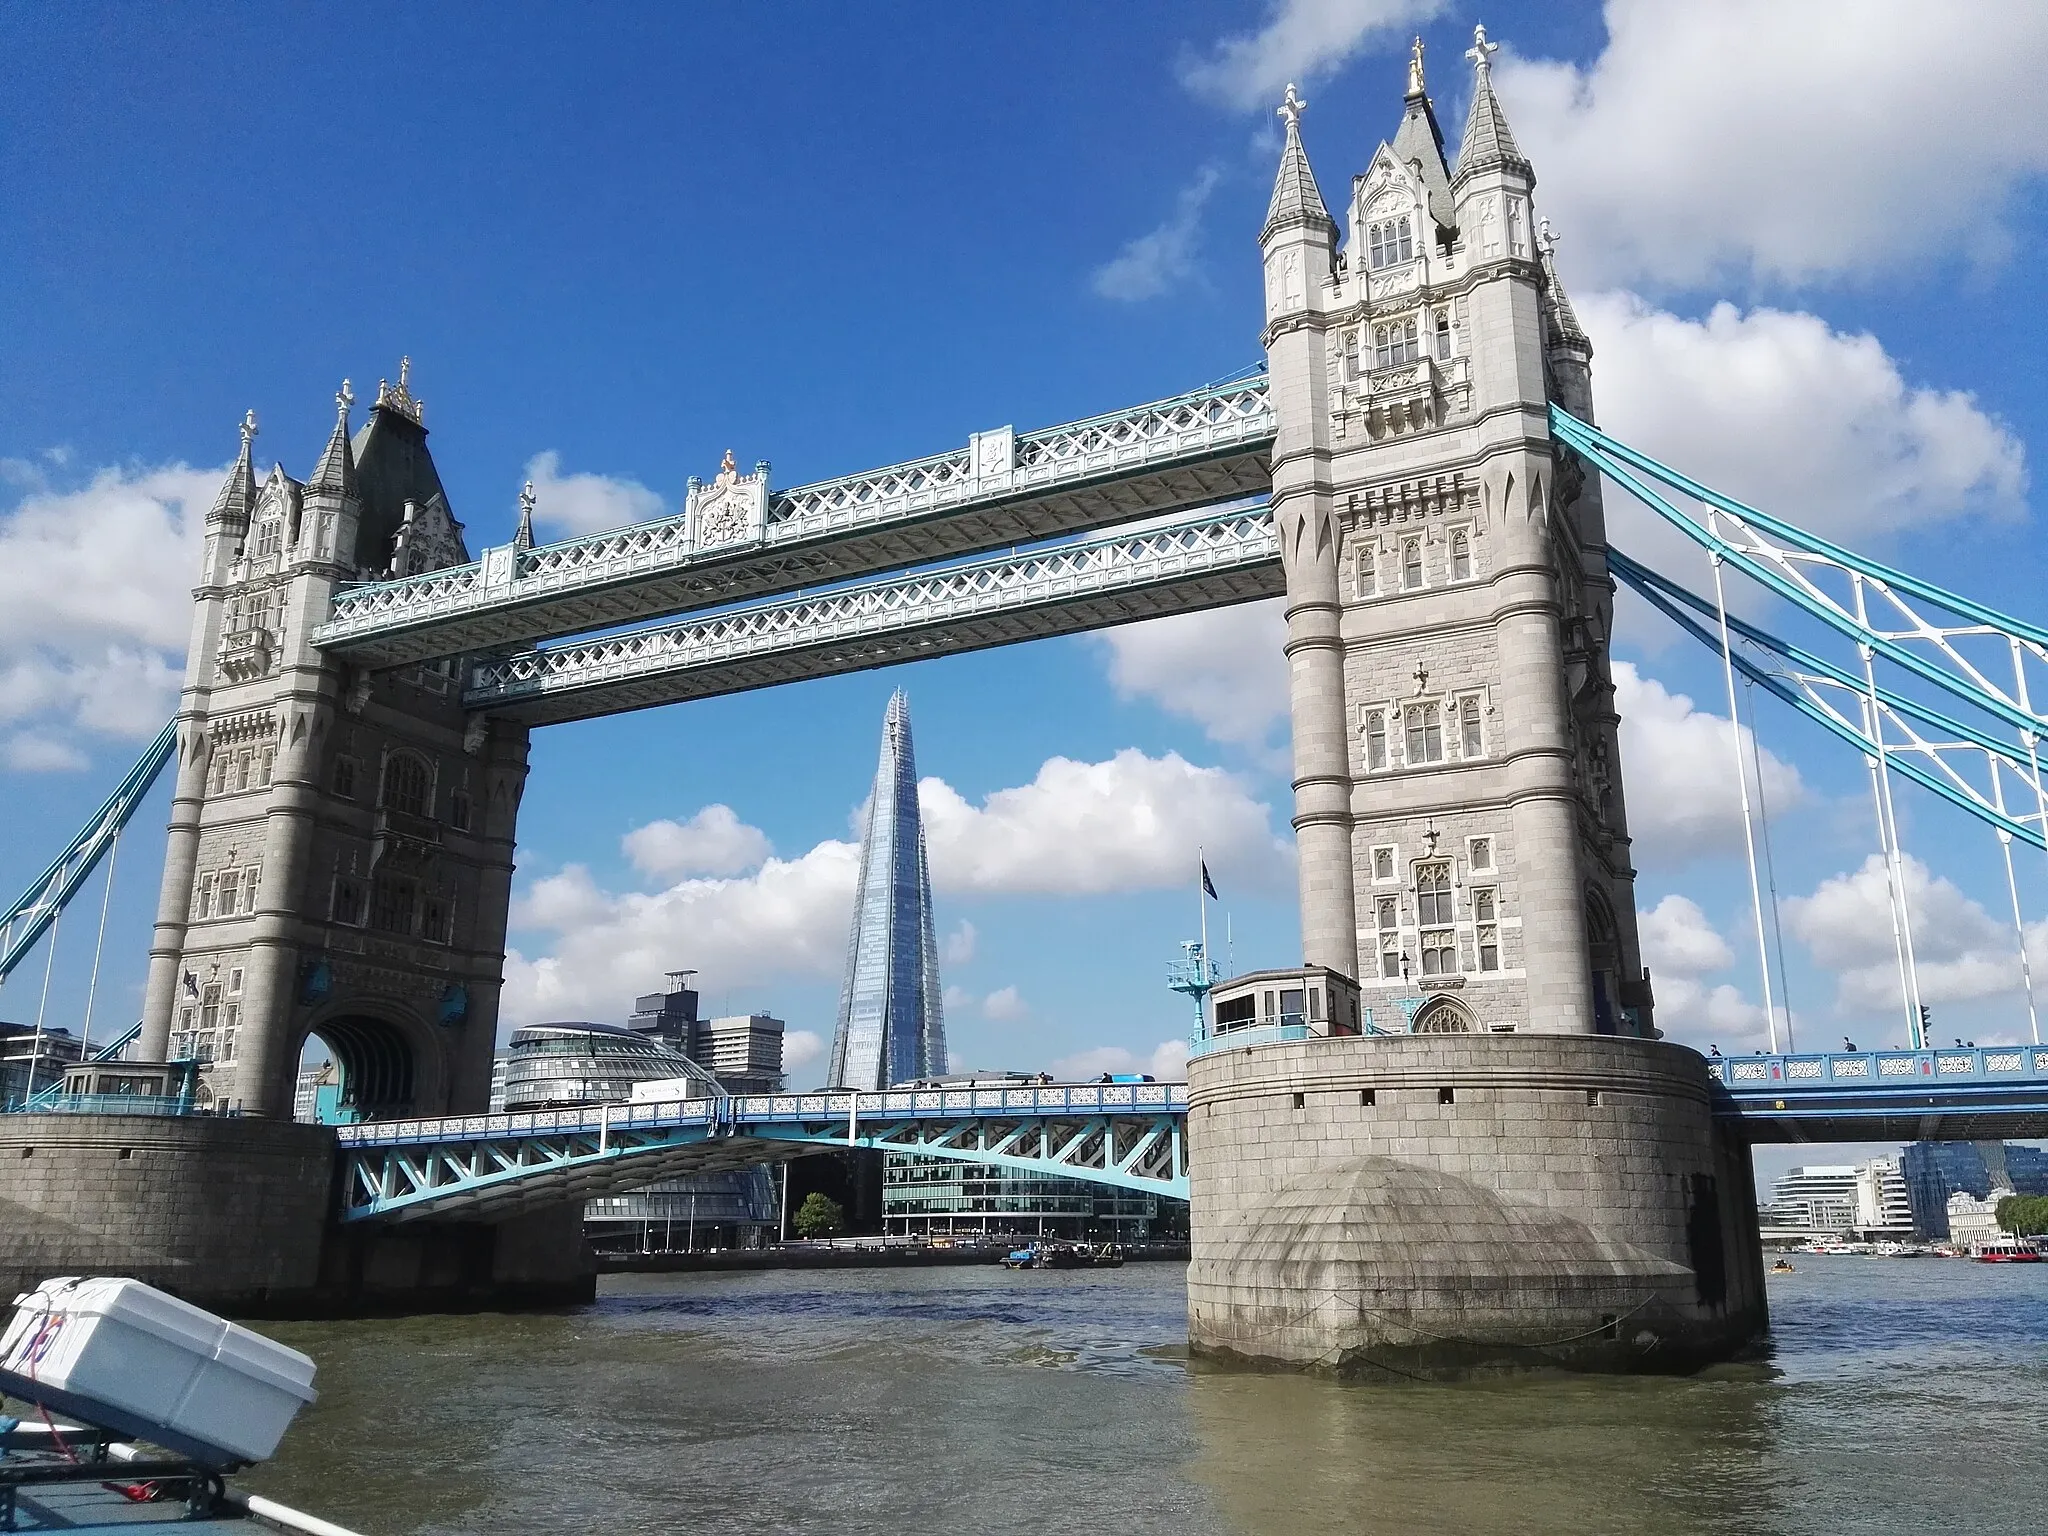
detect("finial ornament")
(519, 480), (536, 518)
(239, 409), (258, 448)
(336, 379), (354, 417)
(1467, 22), (1499, 75)
(374, 356), (424, 423)
(1538, 216), (1559, 259)
(1277, 83), (1307, 131)
(399, 355), (411, 389)
(514, 480), (537, 552)
(1407, 35), (1426, 96)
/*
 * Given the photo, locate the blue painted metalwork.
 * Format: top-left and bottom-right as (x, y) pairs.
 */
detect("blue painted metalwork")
(334, 1081), (1191, 1222)
(1706, 1046), (2048, 1140)
(0, 721), (175, 985)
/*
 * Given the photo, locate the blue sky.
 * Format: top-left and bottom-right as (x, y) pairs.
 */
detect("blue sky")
(5, 2), (2048, 1190)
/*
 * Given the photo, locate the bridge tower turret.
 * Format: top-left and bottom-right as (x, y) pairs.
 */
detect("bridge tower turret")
(139, 369), (527, 1121)
(1192, 28), (1762, 1378)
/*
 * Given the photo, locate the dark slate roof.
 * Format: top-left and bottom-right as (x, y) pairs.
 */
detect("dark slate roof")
(1453, 63), (1531, 184)
(206, 426), (258, 528)
(1264, 118), (1337, 241)
(350, 403), (451, 573)
(1392, 89), (1456, 232)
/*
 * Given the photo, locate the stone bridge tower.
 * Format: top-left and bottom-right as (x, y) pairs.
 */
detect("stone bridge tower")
(138, 369), (528, 1120)
(1188, 30), (1766, 1377)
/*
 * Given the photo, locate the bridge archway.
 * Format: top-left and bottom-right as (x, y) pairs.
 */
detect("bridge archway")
(295, 1006), (445, 1123)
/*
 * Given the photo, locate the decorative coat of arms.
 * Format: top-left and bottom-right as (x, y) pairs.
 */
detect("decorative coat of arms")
(687, 450), (768, 550)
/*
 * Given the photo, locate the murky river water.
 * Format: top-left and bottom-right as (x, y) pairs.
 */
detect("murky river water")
(238, 1256), (2048, 1534)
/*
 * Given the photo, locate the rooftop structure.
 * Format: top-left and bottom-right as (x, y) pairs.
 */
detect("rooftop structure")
(828, 691), (947, 1089)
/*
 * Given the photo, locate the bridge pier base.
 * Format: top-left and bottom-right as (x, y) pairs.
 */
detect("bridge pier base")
(0, 1115), (594, 1317)
(1186, 1035), (1767, 1379)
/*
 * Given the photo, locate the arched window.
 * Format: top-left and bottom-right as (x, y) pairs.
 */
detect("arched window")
(1434, 309), (1453, 360)
(1413, 998), (1473, 1034)
(1416, 861), (1457, 976)
(380, 753), (431, 817)
(1367, 214), (1415, 270)
(1374, 319), (1420, 370)
(1449, 528), (1472, 581)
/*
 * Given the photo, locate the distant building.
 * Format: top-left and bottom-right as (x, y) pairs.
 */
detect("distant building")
(1901, 1141), (2048, 1238)
(828, 691), (946, 1089)
(1758, 1165), (1859, 1241)
(0, 1022), (81, 1107)
(626, 973), (784, 1095)
(1947, 1188), (2015, 1255)
(1853, 1158), (1914, 1238)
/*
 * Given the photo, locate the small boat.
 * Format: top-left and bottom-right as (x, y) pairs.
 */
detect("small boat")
(1770, 1259), (1796, 1274)
(1976, 1238), (2044, 1263)
(1000, 1240), (1126, 1270)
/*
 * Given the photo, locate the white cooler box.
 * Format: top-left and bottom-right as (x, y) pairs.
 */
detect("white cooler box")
(0, 1276), (317, 1466)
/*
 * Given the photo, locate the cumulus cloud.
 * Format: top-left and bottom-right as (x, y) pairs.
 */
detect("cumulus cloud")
(941, 920), (977, 967)
(1639, 894), (1734, 978)
(919, 749), (1293, 896)
(1092, 166), (1222, 302)
(980, 985), (1028, 1022)
(1180, 0), (1444, 112)
(622, 804), (772, 880)
(1636, 893), (1770, 1050)
(1096, 597), (1290, 753)
(783, 1030), (825, 1072)
(1584, 296), (2027, 586)
(506, 750), (1292, 1028)
(1498, 1), (2048, 289)
(1613, 662), (1804, 867)
(0, 461), (219, 768)
(1785, 853), (2042, 1018)
(1050, 1040), (1191, 1083)
(522, 451), (666, 539)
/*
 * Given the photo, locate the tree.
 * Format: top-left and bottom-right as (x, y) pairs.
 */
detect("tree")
(1995, 1193), (2048, 1237)
(793, 1191), (846, 1240)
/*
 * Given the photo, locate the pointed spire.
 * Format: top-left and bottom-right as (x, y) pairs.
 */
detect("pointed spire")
(1537, 219), (1589, 352)
(308, 379), (357, 497)
(1263, 83), (1336, 242)
(207, 409), (260, 527)
(1453, 23), (1531, 184)
(513, 481), (536, 552)
(1406, 35), (1427, 100)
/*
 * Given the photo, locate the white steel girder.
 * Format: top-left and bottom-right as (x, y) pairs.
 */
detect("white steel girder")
(313, 379), (1275, 667)
(462, 507), (1280, 725)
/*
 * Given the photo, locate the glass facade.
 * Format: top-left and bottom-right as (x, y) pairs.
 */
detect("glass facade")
(882, 1153), (1161, 1239)
(1901, 1141), (2048, 1238)
(828, 690), (947, 1089)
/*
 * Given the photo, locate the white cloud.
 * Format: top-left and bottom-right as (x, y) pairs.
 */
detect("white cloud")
(1180, 0), (1444, 112)
(1092, 166), (1221, 302)
(941, 920), (977, 967)
(1638, 894), (1734, 979)
(1, 732), (89, 773)
(783, 1030), (825, 1072)
(522, 451), (665, 538)
(942, 984), (972, 1012)
(1785, 853), (2041, 1018)
(981, 985), (1028, 1022)
(1050, 1040), (1191, 1083)
(507, 749), (1292, 1029)
(1613, 662), (1804, 867)
(1096, 597), (1289, 752)
(1585, 296), (2027, 582)
(0, 462), (218, 768)
(1497, 1), (2048, 289)
(919, 749), (1293, 897)
(622, 804), (772, 880)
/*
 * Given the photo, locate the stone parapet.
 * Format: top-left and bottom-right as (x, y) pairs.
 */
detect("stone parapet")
(1186, 1033), (1767, 1377)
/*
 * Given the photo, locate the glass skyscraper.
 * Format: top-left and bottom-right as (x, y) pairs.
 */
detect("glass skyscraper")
(828, 690), (947, 1089)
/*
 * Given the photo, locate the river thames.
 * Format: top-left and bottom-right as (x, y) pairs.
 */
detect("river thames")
(239, 1255), (2048, 1534)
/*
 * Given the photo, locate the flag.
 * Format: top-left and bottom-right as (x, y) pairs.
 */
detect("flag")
(182, 971), (199, 998)
(1201, 862), (1218, 901)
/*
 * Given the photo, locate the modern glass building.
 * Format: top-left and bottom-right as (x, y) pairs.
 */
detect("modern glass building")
(882, 1155), (1162, 1240)
(1901, 1140), (2048, 1238)
(828, 690), (947, 1089)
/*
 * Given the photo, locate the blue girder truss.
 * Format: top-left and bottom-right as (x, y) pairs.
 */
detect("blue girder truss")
(0, 721), (175, 986)
(1707, 1046), (2048, 1141)
(335, 1082), (1191, 1223)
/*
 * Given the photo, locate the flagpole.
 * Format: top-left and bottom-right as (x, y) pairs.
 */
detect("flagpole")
(1198, 847), (1210, 1039)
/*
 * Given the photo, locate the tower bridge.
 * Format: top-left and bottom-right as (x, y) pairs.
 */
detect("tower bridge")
(6, 26), (2048, 1361)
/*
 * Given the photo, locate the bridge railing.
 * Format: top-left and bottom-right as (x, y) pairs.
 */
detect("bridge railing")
(1706, 1046), (2048, 1092)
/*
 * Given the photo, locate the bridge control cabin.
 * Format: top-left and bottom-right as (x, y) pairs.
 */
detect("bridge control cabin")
(1209, 966), (1362, 1038)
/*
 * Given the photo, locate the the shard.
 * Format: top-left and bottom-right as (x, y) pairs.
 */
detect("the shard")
(827, 690), (948, 1088)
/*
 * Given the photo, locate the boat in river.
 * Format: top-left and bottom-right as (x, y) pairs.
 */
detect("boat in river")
(1976, 1237), (2044, 1263)
(1000, 1241), (1127, 1270)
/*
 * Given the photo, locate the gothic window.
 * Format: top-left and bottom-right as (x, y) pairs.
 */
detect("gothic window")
(227, 967), (243, 995)
(1363, 709), (1388, 771)
(1434, 309), (1453, 360)
(333, 756), (357, 799)
(370, 875), (417, 935)
(1404, 702), (1443, 764)
(1377, 895), (1402, 980)
(253, 520), (281, 559)
(1413, 998), (1473, 1033)
(1468, 836), (1494, 873)
(1473, 887), (1501, 972)
(1374, 319), (1420, 369)
(449, 790), (473, 832)
(421, 892), (451, 945)
(210, 754), (229, 795)
(216, 871), (238, 917)
(258, 747), (275, 786)
(1371, 845), (1397, 882)
(380, 752), (431, 817)
(196, 874), (215, 920)
(1449, 527), (1472, 581)
(1459, 695), (1484, 758)
(1416, 862), (1457, 976)
(1355, 541), (1377, 599)
(1366, 214), (1414, 270)
(332, 877), (365, 927)
(233, 752), (251, 792)
(1402, 536), (1424, 590)
(241, 867), (261, 914)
